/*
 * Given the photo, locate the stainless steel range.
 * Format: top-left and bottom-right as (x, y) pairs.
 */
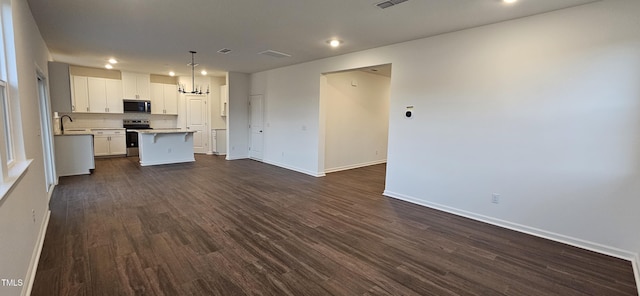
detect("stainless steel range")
(123, 119), (152, 157)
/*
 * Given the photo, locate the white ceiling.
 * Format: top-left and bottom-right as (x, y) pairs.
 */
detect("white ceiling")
(27, 0), (598, 77)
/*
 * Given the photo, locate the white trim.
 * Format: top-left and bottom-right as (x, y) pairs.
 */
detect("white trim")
(0, 159), (31, 201)
(633, 254), (640, 296)
(262, 159), (325, 177)
(325, 159), (387, 174)
(226, 155), (248, 161)
(383, 190), (638, 261)
(22, 210), (51, 296)
(139, 157), (195, 167)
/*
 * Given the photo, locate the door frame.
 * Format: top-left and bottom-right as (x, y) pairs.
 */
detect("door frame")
(249, 94), (264, 161)
(36, 68), (56, 195)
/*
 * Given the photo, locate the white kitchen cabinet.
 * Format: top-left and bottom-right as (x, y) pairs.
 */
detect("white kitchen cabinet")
(88, 77), (107, 113)
(220, 85), (228, 116)
(106, 79), (124, 113)
(71, 76), (90, 113)
(151, 83), (178, 115)
(93, 129), (126, 156)
(164, 84), (178, 114)
(122, 72), (150, 100)
(72, 76), (123, 113)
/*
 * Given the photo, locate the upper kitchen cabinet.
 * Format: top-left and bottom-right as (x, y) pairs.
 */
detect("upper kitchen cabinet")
(71, 76), (90, 113)
(72, 75), (123, 114)
(66, 65), (123, 113)
(48, 62), (73, 112)
(150, 74), (178, 115)
(150, 83), (178, 115)
(122, 72), (150, 100)
(105, 79), (124, 113)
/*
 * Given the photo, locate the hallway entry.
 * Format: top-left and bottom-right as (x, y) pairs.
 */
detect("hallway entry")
(321, 64), (391, 174)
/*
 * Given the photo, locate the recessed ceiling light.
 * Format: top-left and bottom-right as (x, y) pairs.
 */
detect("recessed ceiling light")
(108, 58), (118, 64)
(328, 39), (342, 48)
(105, 64), (113, 69)
(201, 70), (207, 75)
(503, 0), (517, 3)
(169, 71), (175, 77)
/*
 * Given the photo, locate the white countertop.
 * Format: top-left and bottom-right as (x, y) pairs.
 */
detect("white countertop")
(56, 127), (124, 135)
(55, 133), (94, 136)
(131, 129), (195, 134)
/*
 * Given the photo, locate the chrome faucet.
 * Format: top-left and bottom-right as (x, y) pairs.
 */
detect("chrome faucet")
(60, 115), (73, 133)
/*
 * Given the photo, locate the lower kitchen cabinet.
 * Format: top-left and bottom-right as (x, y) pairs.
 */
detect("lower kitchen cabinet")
(93, 129), (126, 156)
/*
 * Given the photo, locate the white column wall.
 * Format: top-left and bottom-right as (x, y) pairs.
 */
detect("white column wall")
(226, 72), (250, 160)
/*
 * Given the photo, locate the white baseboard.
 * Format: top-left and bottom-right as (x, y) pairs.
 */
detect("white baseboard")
(139, 158), (195, 166)
(383, 190), (638, 264)
(226, 156), (248, 160)
(325, 159), (387, 174)
(22, 210), (51, 296)
(262, 159), (325, 177)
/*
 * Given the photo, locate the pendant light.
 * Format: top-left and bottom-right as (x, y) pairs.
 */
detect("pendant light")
(178, 51), (210, 95)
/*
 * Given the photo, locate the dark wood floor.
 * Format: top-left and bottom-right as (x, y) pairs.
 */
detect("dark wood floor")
(32, 155), (637, 296)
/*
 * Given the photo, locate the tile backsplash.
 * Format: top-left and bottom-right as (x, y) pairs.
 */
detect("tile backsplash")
(57, 113), (178, 129)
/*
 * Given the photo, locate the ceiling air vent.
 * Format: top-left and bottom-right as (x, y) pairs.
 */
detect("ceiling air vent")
(217, 48), (232, 54)
(258, 50), (292, 58)
(376, 0), (408, 9)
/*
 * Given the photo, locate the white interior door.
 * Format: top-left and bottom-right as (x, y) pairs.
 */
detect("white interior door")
(186, 95), (208, 154)
(249, 95), (264, 160)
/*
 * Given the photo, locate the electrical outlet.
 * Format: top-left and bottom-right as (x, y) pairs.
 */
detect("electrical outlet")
(32, 209), (36, 223)
(492, 194), (500, 204)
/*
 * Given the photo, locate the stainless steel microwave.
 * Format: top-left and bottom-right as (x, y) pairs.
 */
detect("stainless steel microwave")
(123, 100), (151, 113)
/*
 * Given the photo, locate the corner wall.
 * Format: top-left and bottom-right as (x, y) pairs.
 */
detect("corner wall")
(0, 0), (53, 295)
(250, 0), (640, 289)
(226, 72), (250, 160)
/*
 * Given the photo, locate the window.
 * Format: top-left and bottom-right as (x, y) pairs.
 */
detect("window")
(0, 80), (13, 167)
(0, 0), (30, 201)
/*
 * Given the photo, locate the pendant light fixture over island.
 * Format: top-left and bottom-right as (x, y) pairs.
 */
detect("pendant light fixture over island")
(178, 51), (210, 95)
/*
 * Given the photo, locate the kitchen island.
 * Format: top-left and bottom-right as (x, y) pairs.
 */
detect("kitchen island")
(54, 133), (95, 176)
(133, 129), (196, 166)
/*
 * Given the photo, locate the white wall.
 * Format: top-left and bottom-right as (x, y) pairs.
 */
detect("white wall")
(210, 76), (226, 130)
(323, 70), (389, 173)
(226, 72), (250, 160)
(0, 0), (53, 295)
(250, 0), (640, 283)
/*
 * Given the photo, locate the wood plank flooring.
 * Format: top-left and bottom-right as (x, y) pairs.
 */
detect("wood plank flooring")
(32, 155), (637, 295)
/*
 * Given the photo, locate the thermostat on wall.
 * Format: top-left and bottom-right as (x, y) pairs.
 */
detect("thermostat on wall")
(405, 106), (414, 118)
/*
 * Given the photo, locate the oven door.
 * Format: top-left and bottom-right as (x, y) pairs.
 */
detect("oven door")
(126, 131), (139, 156)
